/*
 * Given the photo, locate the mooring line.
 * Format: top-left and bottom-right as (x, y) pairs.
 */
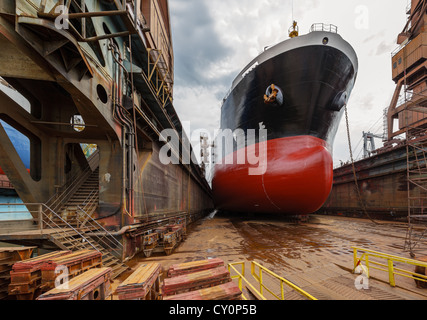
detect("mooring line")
(344, 105), (378, 225)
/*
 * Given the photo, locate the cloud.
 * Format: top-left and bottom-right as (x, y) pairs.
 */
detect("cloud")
(363, 30), (386, 44)
(170, 0), (234, 87)
(372, 40), (395, 56)
(353, 91), (376, 111)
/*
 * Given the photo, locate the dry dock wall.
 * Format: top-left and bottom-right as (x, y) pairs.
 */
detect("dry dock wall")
(320, 145), (409, 219)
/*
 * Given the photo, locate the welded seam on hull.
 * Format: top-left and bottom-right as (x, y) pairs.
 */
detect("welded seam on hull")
(261, 172), (282, 211)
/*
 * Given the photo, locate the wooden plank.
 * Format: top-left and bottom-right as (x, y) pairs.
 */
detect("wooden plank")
(164, 282), (242, 300)
(41, 249), (100, 270)
(11, 251), (70, 272)
(116, 263), (162, 300)
(0, 247), (34, 267)
(163, 266), (231, 296)
(40, 249), (102, 292)
(168, 258), (224, 277)
(37, 267), (112, 300)
(8, 250), (71, 299)
(119, 263), (161, 287)
(0, 246), (35, 299)
(0, 247), (35, 253)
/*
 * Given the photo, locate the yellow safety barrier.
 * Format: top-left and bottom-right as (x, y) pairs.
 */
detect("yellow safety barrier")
(352, 247), (427, 287)
(228, 261), (317, 301)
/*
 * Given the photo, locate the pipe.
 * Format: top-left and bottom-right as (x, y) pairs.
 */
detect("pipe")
(86, 225), (132, 237)
(109, 40), (135, 226)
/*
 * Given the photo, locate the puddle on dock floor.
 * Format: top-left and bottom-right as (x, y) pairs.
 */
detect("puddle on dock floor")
(225, 214), (380, 272)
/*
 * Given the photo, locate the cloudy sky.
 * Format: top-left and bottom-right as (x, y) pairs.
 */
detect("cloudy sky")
(169, 0), (410, 167)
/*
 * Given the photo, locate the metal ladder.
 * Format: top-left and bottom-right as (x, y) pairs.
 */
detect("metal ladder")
(404, 129), (427, 256)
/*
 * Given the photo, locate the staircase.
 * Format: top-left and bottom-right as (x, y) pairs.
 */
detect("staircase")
(55, 167), (99, 227)
(42, 201), (129, 278)
(40, 152), (129, 279)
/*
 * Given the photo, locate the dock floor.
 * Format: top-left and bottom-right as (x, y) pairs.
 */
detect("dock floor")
(113, 213), (427, 300)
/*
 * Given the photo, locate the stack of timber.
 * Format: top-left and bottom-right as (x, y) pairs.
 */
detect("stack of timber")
(163, 259), (242, 300)
(167, 258), (225, 277)
(116, 263), (162, 300)
(40, 249), (102, 292)
(0, 247), (35, 299)
(8, 251), (70, 300)
(164, 282), (242, 301)
(37, 268), (112, 300)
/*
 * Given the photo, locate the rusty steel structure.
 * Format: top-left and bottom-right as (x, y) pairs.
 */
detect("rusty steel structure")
(0, 0), (213, 262)
(387, 0), (427, 140)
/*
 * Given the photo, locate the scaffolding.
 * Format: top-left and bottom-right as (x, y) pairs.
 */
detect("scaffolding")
(405, 126), (427, 256)
(386, 0), (427, 256)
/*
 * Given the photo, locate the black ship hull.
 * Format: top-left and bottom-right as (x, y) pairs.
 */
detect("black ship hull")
(212, 29), (358, 215)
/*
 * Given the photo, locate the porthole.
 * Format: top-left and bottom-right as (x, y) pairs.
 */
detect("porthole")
(97, 84), (108, 104)
(322, 37), (329, 45)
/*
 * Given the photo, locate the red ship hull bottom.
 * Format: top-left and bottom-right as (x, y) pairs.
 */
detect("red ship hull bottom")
(212, 136), (333, 215)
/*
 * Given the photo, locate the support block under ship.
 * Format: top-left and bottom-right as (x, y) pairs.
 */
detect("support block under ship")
(212, 23), (358, 215)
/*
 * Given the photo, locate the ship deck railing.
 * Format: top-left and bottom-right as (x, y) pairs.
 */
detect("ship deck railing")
(228, 261), (317, 300)
(352, 247), (427, 288)
(309, 23), (338, 34)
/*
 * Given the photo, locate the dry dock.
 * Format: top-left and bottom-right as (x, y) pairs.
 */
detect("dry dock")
(113, 213), (427, 300)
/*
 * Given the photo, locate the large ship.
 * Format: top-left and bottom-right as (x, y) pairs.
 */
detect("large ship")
(212, 23), (358, 215)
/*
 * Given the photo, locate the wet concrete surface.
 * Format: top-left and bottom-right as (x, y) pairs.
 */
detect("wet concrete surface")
(113, 212), (427, 300)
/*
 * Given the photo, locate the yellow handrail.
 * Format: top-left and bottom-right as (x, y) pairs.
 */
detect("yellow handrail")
(352, 247), (427, 287)
(228, 261), (317, 300)
(228, 262), (266, 300)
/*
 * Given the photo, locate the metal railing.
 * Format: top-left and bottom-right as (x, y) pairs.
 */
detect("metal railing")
(41, 203), (99, 250)
(147, 48), (173, 108)
(0, 203), (98, 251)
(0, 202), (123, 260)
(77, 188), (99, 225)
(228, 261), (317, 300)
(76, 205), (123, 260)
(352, 247), (427, 287)
(309, 23), (338, 34)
